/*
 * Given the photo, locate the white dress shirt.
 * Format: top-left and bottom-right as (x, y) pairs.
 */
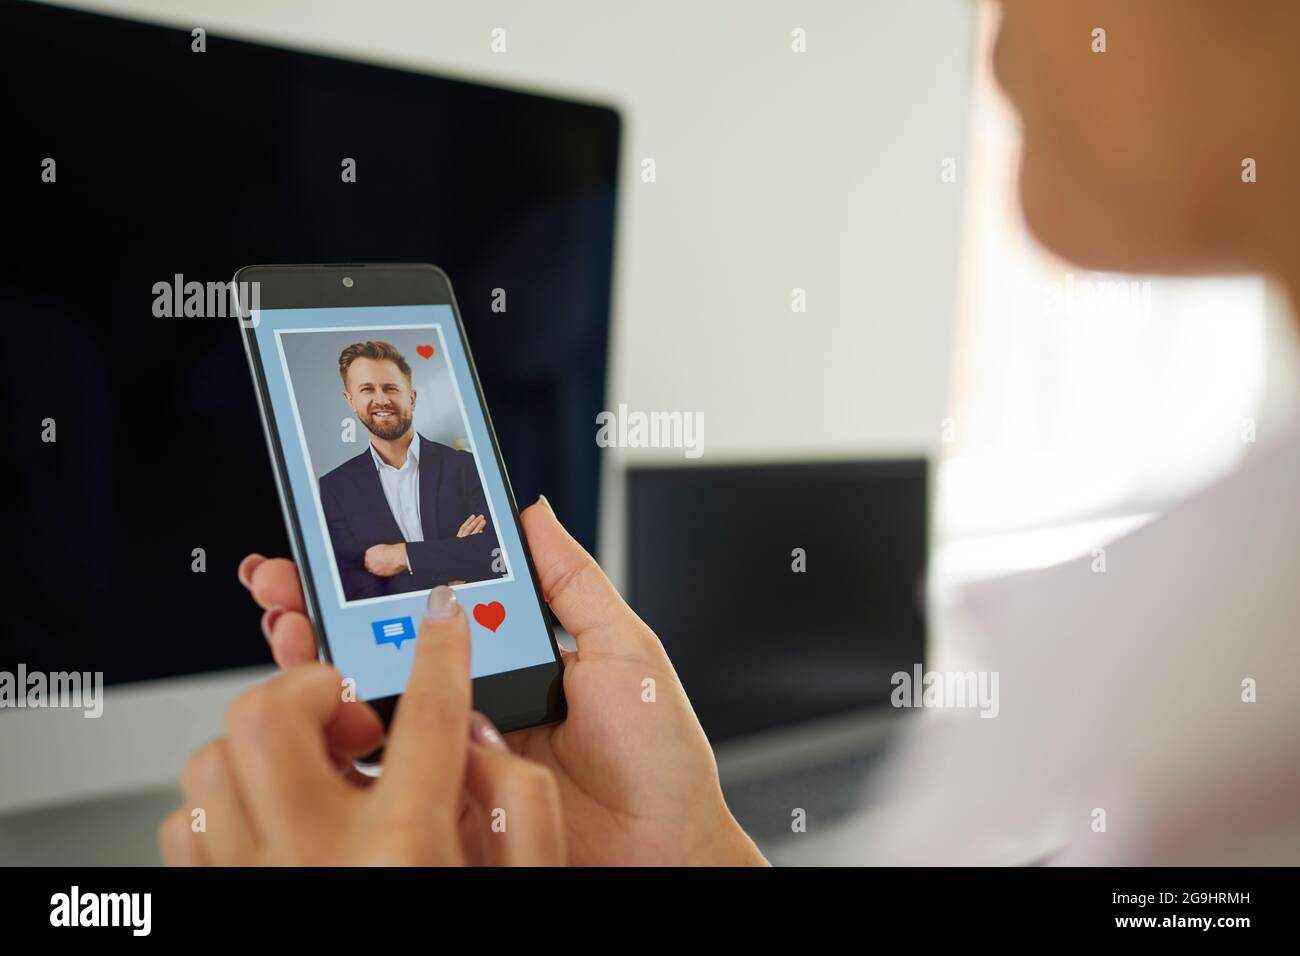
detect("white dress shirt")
(369, 436), (423, 544)
(806, 425), (1300, 865)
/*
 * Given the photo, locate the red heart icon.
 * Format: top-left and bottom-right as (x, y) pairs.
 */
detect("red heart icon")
(472, 601), (506, 632)
(416, 344), (435, 359)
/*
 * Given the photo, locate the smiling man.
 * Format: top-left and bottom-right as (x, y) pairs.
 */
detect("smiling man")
(319, 340), (499, 601)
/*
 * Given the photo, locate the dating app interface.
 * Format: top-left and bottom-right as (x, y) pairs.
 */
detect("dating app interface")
(251, 304), (556, 701)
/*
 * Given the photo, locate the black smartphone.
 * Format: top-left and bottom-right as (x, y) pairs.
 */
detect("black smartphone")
(234, 263), (566, 760)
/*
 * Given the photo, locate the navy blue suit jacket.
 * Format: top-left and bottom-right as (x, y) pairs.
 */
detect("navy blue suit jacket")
(319, 435), (501, 601)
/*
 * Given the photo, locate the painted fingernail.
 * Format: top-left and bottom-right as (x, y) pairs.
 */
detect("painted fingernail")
(469, 711), (507, 750)
(424, 585), (459, 622)
(261, 606), (285, 642)
(238, 554), (266, 590)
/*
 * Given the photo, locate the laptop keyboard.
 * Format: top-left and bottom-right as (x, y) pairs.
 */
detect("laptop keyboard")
(721, 746), (888, 846)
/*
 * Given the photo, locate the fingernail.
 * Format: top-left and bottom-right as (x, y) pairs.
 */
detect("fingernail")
(469, 711), (507, 750)
(238, 554), (266, 590)
(538, 494), (553, 513)
(261, 605), (285, 642)
(424, 585), (459, 621)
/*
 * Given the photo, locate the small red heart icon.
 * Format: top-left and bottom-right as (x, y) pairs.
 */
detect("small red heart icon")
(416, 344), (435, 359)
(472, 601), (506, 632)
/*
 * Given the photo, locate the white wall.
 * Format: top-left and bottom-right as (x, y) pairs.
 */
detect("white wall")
(54, 0), (976, 582)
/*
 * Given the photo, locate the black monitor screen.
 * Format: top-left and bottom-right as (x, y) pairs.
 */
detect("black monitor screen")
(628, 461), (928, 742)
(0, 0), (618, 685)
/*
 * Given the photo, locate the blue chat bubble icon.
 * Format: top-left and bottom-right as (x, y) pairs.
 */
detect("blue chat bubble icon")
(371, 616), (416, 650)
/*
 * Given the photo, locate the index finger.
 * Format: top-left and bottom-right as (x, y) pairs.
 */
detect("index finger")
(244, 556), (307, 614)
(379, 586), (472, 818)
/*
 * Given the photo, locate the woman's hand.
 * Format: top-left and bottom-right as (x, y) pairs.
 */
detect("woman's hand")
(239, 497), (766, 866)
(160, 587), (565, 866)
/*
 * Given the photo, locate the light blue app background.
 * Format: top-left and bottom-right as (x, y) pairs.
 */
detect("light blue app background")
(252, 304), (556, 700)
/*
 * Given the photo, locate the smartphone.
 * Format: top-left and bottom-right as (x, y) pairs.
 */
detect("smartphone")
(234, 263), (566, 761)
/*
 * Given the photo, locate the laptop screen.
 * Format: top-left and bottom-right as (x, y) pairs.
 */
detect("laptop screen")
(628, 461), (928, 742)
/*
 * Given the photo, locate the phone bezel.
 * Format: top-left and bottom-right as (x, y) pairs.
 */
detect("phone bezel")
(234, 263), (567, 742)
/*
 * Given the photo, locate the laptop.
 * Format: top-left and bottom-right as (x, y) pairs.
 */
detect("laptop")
(627, 460), (928, 848)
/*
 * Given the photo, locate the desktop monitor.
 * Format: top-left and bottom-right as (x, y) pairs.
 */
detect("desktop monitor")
(0, 0), (619, 811)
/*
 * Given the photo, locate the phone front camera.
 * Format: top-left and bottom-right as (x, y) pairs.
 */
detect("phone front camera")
(342, 276), (354, 288)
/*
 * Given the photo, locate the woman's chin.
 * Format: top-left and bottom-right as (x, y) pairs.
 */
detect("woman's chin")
(1020, 173), (1171, 274)
(1016, 149), (1232, 276)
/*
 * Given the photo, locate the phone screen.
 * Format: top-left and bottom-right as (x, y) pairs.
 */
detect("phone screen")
(245, 298), (560, 709)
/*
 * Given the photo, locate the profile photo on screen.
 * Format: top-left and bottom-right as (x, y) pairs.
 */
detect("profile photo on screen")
(276, 325), (505, 604)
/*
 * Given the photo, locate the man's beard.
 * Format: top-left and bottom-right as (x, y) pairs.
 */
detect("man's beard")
(361, 403), (413, 441)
